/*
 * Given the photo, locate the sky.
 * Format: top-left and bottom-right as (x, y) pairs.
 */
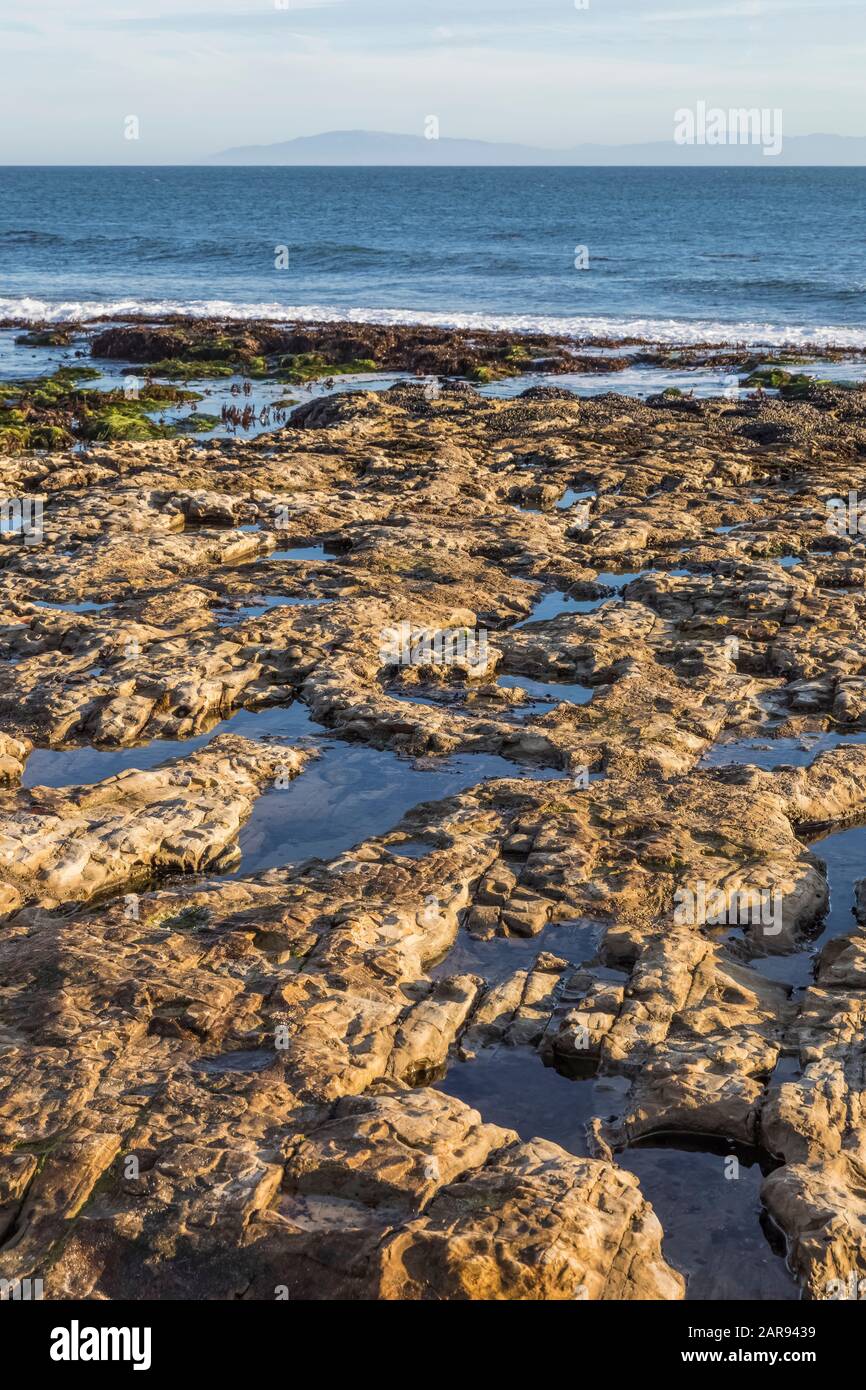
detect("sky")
(0, 0), (864, 163)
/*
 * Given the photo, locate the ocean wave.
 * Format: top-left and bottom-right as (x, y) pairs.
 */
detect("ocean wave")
(0, 231), (66, 247)
(2, 296), (866, 349)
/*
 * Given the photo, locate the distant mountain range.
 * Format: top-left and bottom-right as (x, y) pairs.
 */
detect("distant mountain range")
(210, 129), (866, 167)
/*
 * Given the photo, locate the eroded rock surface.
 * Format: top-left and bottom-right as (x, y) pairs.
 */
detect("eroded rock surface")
(4, 370), (866, 1300)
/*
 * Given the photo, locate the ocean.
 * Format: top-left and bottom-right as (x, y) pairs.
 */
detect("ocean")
(1, 165), (864, 346)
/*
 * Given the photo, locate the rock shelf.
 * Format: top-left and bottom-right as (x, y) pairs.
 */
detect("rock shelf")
(3, 375), (866, 1300)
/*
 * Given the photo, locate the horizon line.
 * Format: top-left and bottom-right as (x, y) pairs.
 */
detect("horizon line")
(2, 161), (865, 169)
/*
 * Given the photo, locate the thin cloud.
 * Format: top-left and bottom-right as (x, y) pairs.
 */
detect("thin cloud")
(89, 1), (343, 30)
(642, 0), (861, 19)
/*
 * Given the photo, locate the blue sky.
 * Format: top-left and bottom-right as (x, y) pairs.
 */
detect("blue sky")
(0, 0), (863, 162)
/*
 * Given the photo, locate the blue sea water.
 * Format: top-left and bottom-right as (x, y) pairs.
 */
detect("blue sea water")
(1, 166), (865, 346)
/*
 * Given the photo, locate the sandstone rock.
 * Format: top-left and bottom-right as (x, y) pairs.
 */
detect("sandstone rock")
(377, 1137), (685, 1301)
(0, 735), (313, 914)
(2, 357), (866, 1301)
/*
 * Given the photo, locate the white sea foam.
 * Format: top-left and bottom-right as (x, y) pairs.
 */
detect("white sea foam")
(2, 296), (866, 349)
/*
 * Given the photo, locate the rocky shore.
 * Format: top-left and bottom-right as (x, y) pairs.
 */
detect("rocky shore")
(2, 314), (862, 456)
(3, 353), (866, 1300)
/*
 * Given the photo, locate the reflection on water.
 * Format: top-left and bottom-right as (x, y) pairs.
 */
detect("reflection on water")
(385, 839), (436, 860)
(22, 703), (317, 788)
(498, 673), (594, 709)
(556, 487), (596, 511)
(216, 595), (332, 623)
(193, 1049), (273, 1075)
(268, 544), (335, 563)
(23, 703), (566, 875)
(516, 589), (620, 625)
(429, 897), (796, 1300)
(595, 569), (649, 589)
(702, 732), (866, 986)
(700, 731), (866, 771)
(434, 1049), (795, 1300)
(436, 1050), (628, 1158)
(430, 917), (604, 983)
(32, 599), (112, 614)
(617, 1139), (796, 1302)
(805, 820), (866, 960)
(234, 748), (563, 874)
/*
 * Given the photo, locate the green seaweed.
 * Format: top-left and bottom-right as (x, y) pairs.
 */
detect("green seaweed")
(0, 365), (101, 410)
(743, 368), (795, 388)
(145, 358), (236, 380)
(0, 365), (216, 450)
(277, 353), (377, 382)
(744, 368), (841, 398)
(76, 406), (170, 442)
(778, 376), (834, 399)
(171, 413), (222, 434)
(77, 403), (219, 442)
(145, 340), (278, 380)
(0, 415), (74, 453)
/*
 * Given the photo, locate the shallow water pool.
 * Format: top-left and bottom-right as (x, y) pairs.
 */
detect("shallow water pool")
(21, 702), (317, 788)
(233, 747), (564, 874)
